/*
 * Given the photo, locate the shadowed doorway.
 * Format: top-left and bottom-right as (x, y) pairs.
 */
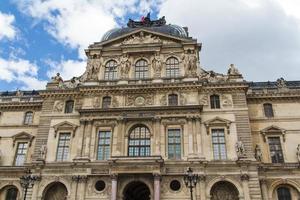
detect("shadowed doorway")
(123, 181), (150, 200)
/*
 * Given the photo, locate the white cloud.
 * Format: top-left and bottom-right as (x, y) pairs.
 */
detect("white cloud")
(0, 57), (46, 90)
(0, 11), (16, 40)
(159, 0), (300, 81)
(46, 59), (86, 80)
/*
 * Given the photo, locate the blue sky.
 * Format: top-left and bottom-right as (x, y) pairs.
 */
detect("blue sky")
(1, 0), (300, 91)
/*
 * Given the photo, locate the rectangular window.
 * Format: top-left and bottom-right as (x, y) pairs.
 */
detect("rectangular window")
(56, 133), (71, 161)
(268, 137), (284, 163)
(15, 142), (28, 166)
(168, 129), (181, 159)
(212, 129), (227, 160)
(97, 131), (111, 160)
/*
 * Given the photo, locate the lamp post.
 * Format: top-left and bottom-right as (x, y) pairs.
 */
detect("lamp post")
(184, 167), (198, 200)
(20, 169), (39, 200)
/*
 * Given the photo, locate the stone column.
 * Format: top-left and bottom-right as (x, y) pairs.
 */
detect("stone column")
(241, 174), (251, 200)
(260, 179), (269, 200)
(195, 117), (204, 157)
(154, 174), (161, 200)
(154, 117), (161, 155)
(84, 121), (92, 158)
(77, 121), (86, 157)
(111, 174), (118, 200)
(187, 117), (194, 156)
(199, 175), (206, 200)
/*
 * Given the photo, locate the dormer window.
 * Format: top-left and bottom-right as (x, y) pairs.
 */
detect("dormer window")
(263, 103), (274, 118)
(166, 57), (179, 78)
(64, 100), (74, 113)
(168, 94), (178, 106)
(104, 60), (118, 80)
(210, 94), (220, 109)
(135, 59), (148, 79)
(102, 96), (111, 108)
(24, 111), (33, 125)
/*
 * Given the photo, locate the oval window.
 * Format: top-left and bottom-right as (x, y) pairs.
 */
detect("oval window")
(95, 180), (106, 192)
(170, 180), (181, 191)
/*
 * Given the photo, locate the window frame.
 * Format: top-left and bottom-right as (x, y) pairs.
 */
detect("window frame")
(14, 142), (28, 166)
(128, 125), (151, 157)
(210, 94), (221, 109)
(134, 59), (149, 79)
(211, 128), (227, 160)
(277, 186), (292, 200)
(102, 96), (112, 108)
(104, 60), (118, 80)
(268, 136), (284, 163)
(96, 130), (111, 160)
(23, 111), (33, 125)
(263, 103), (274, 118)
(167, 128), (182, 160)
(165, 57), (180, 78)
(56, 132), (71, 162)
(64, 100), (74, 114)
(168, 94), (178, 106)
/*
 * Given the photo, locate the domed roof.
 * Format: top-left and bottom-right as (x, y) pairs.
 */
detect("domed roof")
(101, 16), (188, 42)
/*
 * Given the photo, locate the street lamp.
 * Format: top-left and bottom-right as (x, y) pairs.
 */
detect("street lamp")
(184, 167), (198, 200)
(20, 169), (39, 200)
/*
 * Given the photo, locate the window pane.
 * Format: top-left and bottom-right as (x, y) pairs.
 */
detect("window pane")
(24, 112), (33, 124)
(166, 57), (180, 78)
(56, 133), (71, 161)
(102, 97), (111, 108)
(128, 125), (150, 157)
(210, 95), (220, 109)
(135, 59), (148, 79)
(168, 129), (181, 159)
(277, 187), (291, 200)
(268, 137), (284, 163)
(212, 129), (227, 160)
(5, 187), (18, 200)
(15, 142), (28, 166)
(97, 131), (111, 160)
(104, 60), (118, 80)
(65, 100), (74, 113)
(264, 103), (274, 118)
(168, 94), (178, 106)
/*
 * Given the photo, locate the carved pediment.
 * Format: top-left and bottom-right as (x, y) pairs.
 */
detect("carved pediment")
(53, 121), (79, 137)
(12, 132), (34, 146)
(260, 125), (286, 142)
(203, 117), (232, 135)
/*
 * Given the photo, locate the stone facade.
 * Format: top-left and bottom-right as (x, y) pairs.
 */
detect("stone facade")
(0, 16), (300, 200)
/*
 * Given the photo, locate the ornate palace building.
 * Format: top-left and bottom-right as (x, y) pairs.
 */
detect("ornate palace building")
(0, 15), (300, 200)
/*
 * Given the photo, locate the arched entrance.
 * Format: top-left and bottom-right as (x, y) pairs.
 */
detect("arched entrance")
(43, 182), (68, 200)
(123, 181), (150, 200)
(0, 185), (19, 200)
(210, 181), (239, 200)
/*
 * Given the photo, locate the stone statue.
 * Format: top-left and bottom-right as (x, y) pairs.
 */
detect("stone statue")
(51, 73), (63, 83)
(86, 58), (100, 80)
(296, 144), (300, 162)
(183, 52), (197, 77)
(200, 70), (227, 83)
(39, 142), (47, 160)
(277, 77), (287, 88)
(120, 54), (131, 79)
(151, 53), (162, 78)
(254, 144), (262, 162)
(235, 140), (245, 158)
(227, 64), (240, 75)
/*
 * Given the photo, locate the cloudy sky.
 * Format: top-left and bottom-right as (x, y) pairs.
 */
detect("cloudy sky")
(0, 0), (300, 91)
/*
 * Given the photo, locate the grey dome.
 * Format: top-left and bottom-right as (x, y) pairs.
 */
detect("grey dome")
(101, 24), (188, 42)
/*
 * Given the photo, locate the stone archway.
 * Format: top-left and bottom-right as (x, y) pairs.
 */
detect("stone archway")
(123, 181), (151, 200)
(43, 182), (68, 200)
(210, 181), (239, 200)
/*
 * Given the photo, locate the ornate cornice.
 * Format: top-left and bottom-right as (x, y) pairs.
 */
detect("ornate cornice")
(0, 101), (42, 110)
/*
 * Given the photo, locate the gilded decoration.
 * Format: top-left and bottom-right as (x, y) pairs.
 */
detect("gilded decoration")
(122, 31), (161, 45)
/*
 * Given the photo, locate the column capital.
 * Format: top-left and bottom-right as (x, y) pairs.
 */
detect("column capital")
(240, 174), (250, 181)
(153, 173), (161, 181)
(110, 173), (118, 180)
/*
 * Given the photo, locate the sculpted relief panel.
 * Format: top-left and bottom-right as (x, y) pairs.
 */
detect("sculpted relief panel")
(126, 94), (154, 107)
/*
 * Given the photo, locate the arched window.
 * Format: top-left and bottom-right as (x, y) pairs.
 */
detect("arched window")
(135, 59), (148, 79)
(5, 187), (18, 200)
(168, 94), (178, 106)
(264, 103), (274, 118)
(210, 181), (239, 200)
(44, 182), (68, 200)
(102, 96), (111, 108)
(128, 125), (150, 157)
(210, 94), (220, 109)
(104, 60), (118, 80)
(166, 57), (180, 77)
(64, 100), (74, 113)
(24, 111), (33, 125)
(277, 187), (291, 200)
